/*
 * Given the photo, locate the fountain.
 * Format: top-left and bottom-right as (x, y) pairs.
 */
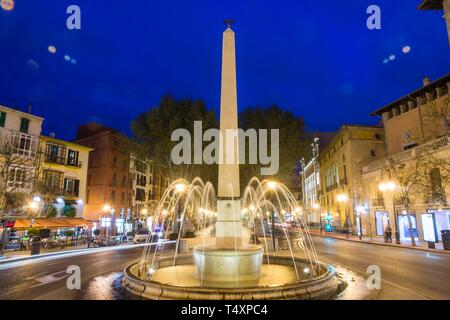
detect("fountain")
(122, 24), (338, 300)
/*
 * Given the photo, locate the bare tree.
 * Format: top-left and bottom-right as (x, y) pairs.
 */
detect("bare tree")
(0, 134), (43, 215)
(387, 145), (450, 246)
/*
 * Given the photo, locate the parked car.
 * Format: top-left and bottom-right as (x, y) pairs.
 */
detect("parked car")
(134, 229), (150, 243)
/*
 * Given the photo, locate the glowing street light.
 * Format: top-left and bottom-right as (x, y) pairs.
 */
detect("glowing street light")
(336, 193), (349, 203)
(175, 183), (186, 193)
(102, 204), (111, 212)
(312, 203), (320, 209)
(379, 181), (396, 192)
(28, 201), (39, 211)
(267, 181), (278, 190)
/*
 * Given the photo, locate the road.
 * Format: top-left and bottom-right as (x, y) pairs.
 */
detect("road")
(0, 236), (449, 300)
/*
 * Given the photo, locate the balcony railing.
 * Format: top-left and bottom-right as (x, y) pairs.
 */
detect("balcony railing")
(372, 198), (384, 207)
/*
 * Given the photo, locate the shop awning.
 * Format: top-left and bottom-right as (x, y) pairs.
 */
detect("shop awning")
(11, 218), (93, 230)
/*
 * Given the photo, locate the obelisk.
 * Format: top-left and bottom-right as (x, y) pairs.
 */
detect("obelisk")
(216, 21), (242, 248)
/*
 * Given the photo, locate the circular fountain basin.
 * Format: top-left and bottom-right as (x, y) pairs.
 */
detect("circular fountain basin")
(123, 254), (338, 300)
(193, 245), (264, 287)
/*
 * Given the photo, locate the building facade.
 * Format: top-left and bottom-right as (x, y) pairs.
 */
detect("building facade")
(362, 74), (450, 243)
(75, 122), (169, 234)
(0, 104), (43, 215)
(318, 125), (386, 234)
(38, 135), (92, 218)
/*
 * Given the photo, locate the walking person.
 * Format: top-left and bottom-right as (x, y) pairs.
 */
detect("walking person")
(384, 225), (392, 244)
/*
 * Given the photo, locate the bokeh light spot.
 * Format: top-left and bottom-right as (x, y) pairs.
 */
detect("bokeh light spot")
(389, 54), (396, 61)
(402, 46), (411, 54)
(48, 46), (57, 54)
(64, 55), (71, 61)
(1, 0), (14, 11)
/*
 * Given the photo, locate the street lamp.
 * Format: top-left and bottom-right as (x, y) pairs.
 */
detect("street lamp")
(378, 181), (400, 244)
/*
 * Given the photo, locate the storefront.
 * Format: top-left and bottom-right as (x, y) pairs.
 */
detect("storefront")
(374, 211), (390, 236)
(423, 209), (450, 242)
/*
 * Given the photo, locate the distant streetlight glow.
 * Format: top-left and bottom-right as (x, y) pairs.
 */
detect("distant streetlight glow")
(267, 181), (278, 190)
(175, 183), (186, 193)
(379, 181), (396, 192)
(336, 193), (349, 203)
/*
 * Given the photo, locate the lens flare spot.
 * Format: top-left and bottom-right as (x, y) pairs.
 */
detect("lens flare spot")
(389, 54), (396, 61)
(48, 46), (57, 54)
(1, 0), (14, 11)
(402, 46), (411, 54)
(64, 55), (71, 61)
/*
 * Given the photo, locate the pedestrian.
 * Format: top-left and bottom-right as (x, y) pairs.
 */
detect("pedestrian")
(384, 225), (392, 244)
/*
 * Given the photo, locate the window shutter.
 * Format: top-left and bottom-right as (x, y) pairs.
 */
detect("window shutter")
(74, 180), (80, 196)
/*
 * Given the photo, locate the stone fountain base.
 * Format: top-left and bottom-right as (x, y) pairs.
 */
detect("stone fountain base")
(193, 245), (264, 287)
(122, 254), (338, 300)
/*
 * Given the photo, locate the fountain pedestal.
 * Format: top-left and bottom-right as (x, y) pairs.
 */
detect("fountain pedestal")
(193, 245), (264, 288)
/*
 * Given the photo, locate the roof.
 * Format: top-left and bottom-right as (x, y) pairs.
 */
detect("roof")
(41, 135), (94, 151)
(371, 73), (450, 116)
(0, 104), (45, 121)
(317, 125), (384, 160)
(418, 0), (444, 10)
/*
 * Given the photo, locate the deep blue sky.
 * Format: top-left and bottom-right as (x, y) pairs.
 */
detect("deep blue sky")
(1, 0), (449, 140)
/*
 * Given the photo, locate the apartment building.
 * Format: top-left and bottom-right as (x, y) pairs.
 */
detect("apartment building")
(362, 74), (450, 242)
(0, 104), (43, 215)
(318, 125), (386, 233)
(38, 135), (92, 217)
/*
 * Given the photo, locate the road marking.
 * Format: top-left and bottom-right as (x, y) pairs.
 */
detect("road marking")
(31, 271), (68, 288)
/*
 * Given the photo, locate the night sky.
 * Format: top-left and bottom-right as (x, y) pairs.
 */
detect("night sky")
(1, 0), (449, 140)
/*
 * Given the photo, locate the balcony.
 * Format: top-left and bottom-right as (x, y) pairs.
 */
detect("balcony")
(372, 198), (384, 207)
(326, 182), (339, 192)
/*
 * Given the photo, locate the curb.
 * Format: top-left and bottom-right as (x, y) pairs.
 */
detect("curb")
(309, 232), (450, 255)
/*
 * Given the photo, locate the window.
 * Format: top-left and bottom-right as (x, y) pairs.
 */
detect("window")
(111, 190), (116, 203)
(112, 173), (117, 186)
(134, 159), (147, 173)
(121, 192), (125, 204)
(67, 149), (79, 166)
(86, 190), (90, 204)
(371, 150), (376, 157)
(0, 111), (6, 127)
(136, 174), (146, 187)
(121, 175), (126, 187)
(10, 132), (38, 158)
(42, 170), (63, 194)
(45, 142), (66, 164)
(64, 178), (80, 196)
(135, 188), (145, 201)
(429, 168), (446, 203)
(7, 166), (32, 191)
(20, 118), (30, 133)
(113, 157), (118, 168)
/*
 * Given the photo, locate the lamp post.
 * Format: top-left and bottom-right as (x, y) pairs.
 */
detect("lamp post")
(379, 181), (400, 244)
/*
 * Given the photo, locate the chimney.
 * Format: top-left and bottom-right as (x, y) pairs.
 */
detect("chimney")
(423, 76), (431, 87)
(28, 103), (32, 114)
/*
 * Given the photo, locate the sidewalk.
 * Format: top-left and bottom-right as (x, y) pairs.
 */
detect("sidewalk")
(308, 230), (450, 255)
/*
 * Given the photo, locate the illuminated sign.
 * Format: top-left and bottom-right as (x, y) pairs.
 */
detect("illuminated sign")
(422, 213), (437, 242)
